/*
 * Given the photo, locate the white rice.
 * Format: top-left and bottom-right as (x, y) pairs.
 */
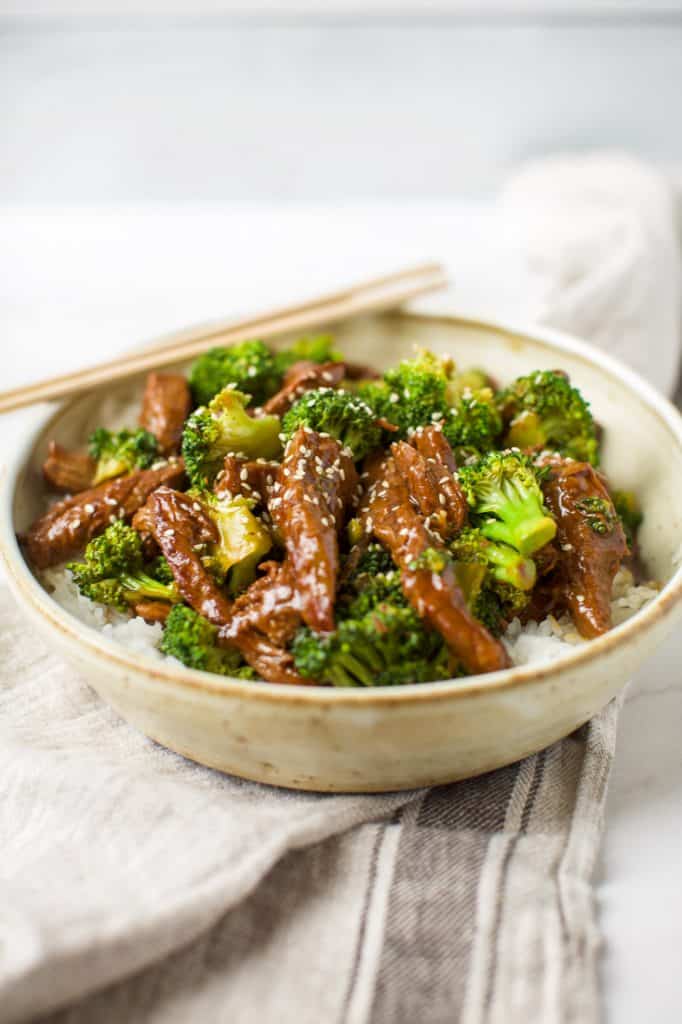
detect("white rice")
(41, 563), (661, 675)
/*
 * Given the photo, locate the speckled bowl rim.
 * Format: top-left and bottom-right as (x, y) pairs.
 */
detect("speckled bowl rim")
(2, 310), (682, 708)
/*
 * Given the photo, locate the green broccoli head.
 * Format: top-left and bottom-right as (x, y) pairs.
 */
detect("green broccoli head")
(574, 496), (619, 536)
(470, 582), (530, 636)
(292, 603), (447, 687)
(458, 449), (557, 556)
(148, 555), (175, 585)
(281, 387), (382, 460)
(67, 521), (179, 612)
(339, 569), (407, 619)
(88, 427), (159, 485)
(611, 489), (643, 548)
(449, 527), (535, 636)
(353, 542), (396, 577)
(449, 527), (536, 592)
(445, 367), (492, 404)
(160, 604), (255, 677)
(181, 387), (281, 488)
(196, 491), (272, 595)
(273, 334), (342, 376)
(358, 349), (450, 439)
(498, 370), (599, 465)
(441, 389), (503, 456)
(188, 339), (280, 407)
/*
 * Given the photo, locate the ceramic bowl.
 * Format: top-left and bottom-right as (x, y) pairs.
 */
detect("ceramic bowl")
(2, 311), (682, 792)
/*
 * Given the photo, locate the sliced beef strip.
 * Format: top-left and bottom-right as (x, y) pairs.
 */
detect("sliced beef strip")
(393, 428), (467, 539)
(131, 487), (231, 626)
(138, 490), (304, 683)
(139, 372), (191, 456)
(343, 361), (381, 382)
(42, 441), (95, 494)
(219, 561), (306, 685)
(361, 453), (510, 675)
(133, 599), (173, 625)
(24, 459), (186, 570)
(542, 459), (627, 638)
(269, 428), (358, 632)
(261, 361), (346, 416)
(214, 455), (279, 506)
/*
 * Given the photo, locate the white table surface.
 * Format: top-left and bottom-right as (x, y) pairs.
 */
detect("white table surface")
(2, 202), (680, 1023)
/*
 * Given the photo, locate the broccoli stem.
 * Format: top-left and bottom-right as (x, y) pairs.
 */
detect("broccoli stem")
(484, 544), (537, 591)
(119, 573), (178, 603)
(479, 479), (556, 556)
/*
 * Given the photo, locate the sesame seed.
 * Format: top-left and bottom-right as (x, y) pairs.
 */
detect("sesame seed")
(438, 493), (447, 507)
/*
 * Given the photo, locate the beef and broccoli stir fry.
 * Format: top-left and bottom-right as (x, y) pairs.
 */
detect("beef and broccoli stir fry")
(23, 335), (642, 686)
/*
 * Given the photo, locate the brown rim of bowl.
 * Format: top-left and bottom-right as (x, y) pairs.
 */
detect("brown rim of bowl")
(2, 310), (682, 707)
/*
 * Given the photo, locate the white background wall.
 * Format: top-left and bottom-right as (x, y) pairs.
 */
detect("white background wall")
(2, 3), (682, 202)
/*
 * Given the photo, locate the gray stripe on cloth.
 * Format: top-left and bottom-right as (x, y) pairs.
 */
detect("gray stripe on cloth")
(369, 762), (521, 1024)
(461, 701), (622, 1024)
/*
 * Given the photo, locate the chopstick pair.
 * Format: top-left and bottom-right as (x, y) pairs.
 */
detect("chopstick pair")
(0, 263), (449, 415)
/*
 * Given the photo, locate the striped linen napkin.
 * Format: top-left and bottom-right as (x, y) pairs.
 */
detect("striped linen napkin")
(2, 155), (679, 1024)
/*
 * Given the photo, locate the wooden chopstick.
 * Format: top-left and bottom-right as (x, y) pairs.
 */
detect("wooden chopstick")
(0, 263), (448, 415)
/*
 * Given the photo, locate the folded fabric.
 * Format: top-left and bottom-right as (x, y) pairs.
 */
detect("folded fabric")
(1, 154), (679, 1024)
(500, 152), (681, 397)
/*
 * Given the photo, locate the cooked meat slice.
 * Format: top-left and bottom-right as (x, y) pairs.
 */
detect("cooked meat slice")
(139, 372), (191, 455)
(542, 460), (627, 638)
(133, 487), (231, 626)
(261, 361), (346, 416)
(24, 460), (185, 569)
(362, 454), (510, 675)
(133, 599), (172, 625)
(343, 361), (381, 381)
(519, 572), (567, 625)
(214, 455), (278, 505)
(42, 441), (95, 494)
(534, 541), (560, 578)
(269, 428), (358, 632)
(392, 431), (467, 539)
(410, 423), (457, 475)
(219, 561), (306, 684)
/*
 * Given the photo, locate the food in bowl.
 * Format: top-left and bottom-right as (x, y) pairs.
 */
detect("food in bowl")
(22, 336), (657, 686)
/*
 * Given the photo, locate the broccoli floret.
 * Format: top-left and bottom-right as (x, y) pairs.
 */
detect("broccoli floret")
(281, 388), (382, 460)
(498, 370), (599, 465)
(148, 555), (175, 585)
(160, 605), (255, 677)
(449, 527), (536, 592)
(88, 427), (159, 485)
(292, 604), (447, 687)
(449, 527), (534, 636)
(408, 547), (451, 573)
(339, 570), (407, 619)
(354, 542), (395, 577)
(575, 496), (619, 536)
(442, 389), (503, 456)
(196, 491), (272, 595)
(358, 349), (450, 439)
(470, 582), (530, 636)
(188, 339), (280, 407)
(458, 450), (557, 557)
(612, 489), (643, 548)
(273, 334), (342, 376)
(445, 367), (492, 404)
(182, 387), (281, 488)
(67, 521), (179, 612)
